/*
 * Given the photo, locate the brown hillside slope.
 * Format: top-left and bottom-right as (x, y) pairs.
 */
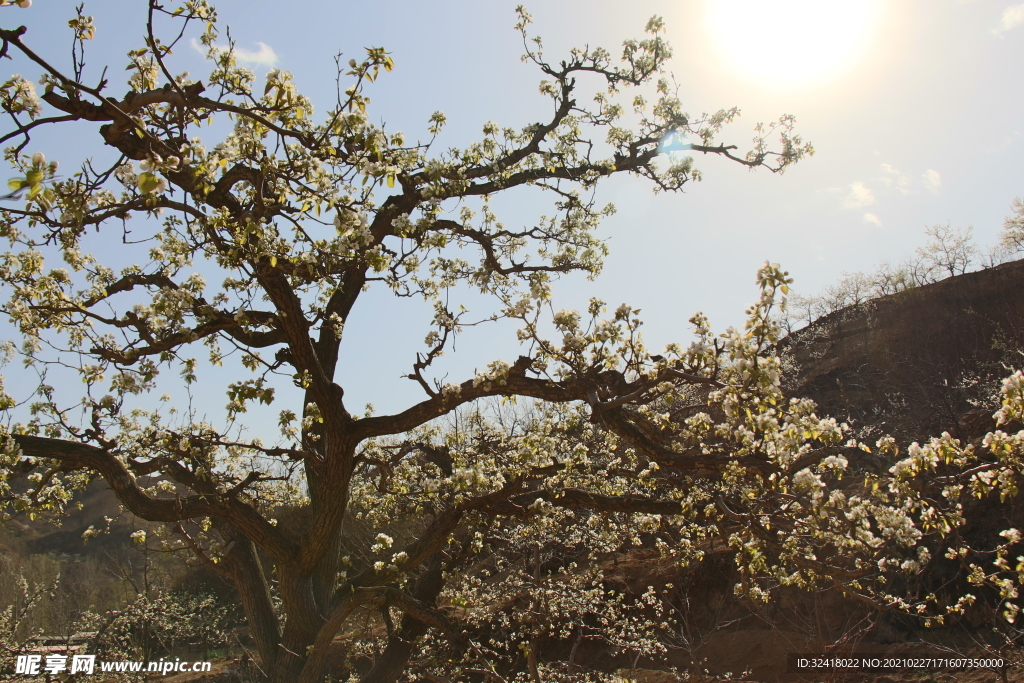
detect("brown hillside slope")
(778, 259), (1024, 443)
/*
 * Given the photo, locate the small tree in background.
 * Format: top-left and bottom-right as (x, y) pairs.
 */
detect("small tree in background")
(1001, 196), (1024, 255)
(917, 222), (978, 279)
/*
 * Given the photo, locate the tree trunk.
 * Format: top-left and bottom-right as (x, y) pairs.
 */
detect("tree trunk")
(310, 516), (343, 613)
(360, 558), (445, 683)
(273, 569), (332, 683)
(303, 397), (352, 616)
(219, 524), (282, 676)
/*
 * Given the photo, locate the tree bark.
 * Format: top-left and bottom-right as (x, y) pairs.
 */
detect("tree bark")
(360, 557), (446, 683)
(218, 524), (282, 677)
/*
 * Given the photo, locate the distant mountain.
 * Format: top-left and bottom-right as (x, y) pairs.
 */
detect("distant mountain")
(1, 477), (139, 558)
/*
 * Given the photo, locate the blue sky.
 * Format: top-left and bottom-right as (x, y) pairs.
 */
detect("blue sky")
(2, 1), (1023, 419)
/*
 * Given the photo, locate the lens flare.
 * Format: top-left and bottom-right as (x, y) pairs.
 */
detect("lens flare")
(658, 131), (692, 155)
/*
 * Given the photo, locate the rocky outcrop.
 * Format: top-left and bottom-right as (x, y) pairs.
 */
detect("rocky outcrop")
(778, 259), (1024, 442)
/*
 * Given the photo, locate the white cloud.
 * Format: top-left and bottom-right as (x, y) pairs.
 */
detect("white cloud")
(922, 169), (942, 194)
(235, 42), (278, 66)
(878, 163), (910, 195)
(863, 213), (883, 227)
(190, 38), (278, 66)
(994, 4), (1024, 33)
(842, 181), (875, 210)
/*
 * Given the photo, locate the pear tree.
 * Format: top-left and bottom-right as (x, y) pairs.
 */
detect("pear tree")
(6, 3), (1022, 682)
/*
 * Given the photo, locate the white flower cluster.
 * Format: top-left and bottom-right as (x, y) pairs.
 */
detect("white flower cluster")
(529, 275), (551, 301)
(889, 439), (945, 479)
(552, 309), (580, 329)
(452, 465), (499, 490)
(370, 533), (393, 553)
(503, 296), (532, 318)
(792, 468), (824, 499)
(0, 74), (42, 119)
(472, 360), (510, 390)
(114, 162), (138, 188)
(1000, 528), (1022, 544)
(892, 546), (932, 574)
(140, 153), (180, 174)
(872, 505), (922, 547)
(128, 55), (160, 92)
(391, 212), (413, 235)
(334, 208), (372, 245)
(820, 454), (848, 471)
(995, 370), (1024, 425)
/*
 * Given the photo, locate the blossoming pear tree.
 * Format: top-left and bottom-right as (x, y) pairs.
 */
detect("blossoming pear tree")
(3, 2), (1024, 682)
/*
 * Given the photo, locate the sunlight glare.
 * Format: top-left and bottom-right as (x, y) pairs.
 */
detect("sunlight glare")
(705, 0), (879, 88)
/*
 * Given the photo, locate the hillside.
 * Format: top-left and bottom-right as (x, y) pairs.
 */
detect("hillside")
(778, 259), (1024, 443)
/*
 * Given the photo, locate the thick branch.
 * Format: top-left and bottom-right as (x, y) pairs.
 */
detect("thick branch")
(11, 434), (299, 562)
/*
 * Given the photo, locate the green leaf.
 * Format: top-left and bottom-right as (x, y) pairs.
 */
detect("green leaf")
(138, 171), (160, 194)
(387, 174), (395, 188)
(38, 189), (55, 210)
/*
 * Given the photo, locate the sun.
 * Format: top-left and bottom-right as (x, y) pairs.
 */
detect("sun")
(705, 0), (880, 88)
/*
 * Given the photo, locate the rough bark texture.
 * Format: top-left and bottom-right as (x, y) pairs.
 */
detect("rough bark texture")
(360, 558), (446, 683)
